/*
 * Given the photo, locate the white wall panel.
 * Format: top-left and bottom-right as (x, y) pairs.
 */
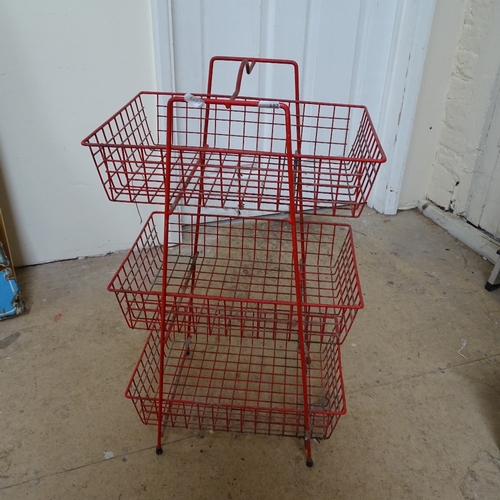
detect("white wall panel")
(466, 65), (500, 238)
(0, 0), (435, 266)
(0, 0), (157, 266)
(152, 0), (435, 215)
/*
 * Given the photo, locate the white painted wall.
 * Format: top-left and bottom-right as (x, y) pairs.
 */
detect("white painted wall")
(400, 0), (500, 225)
(155, 0), (397, 106)
(428, 0), (500, 215)
(0, 1), (156, 266)
(398, 0), (468, 209)
(467, 69), (500, 238)
(368, 0), (436, 215)
(0, 0), (435, 266)
(153, 0), (435, 217)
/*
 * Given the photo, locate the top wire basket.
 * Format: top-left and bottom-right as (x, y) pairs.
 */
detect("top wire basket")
(82, 57), (386, 218)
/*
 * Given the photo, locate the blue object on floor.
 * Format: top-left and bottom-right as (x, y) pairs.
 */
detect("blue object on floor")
(0, 242), (25, 319)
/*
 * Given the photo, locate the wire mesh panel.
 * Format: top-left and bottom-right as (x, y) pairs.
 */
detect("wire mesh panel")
(109, 212), (363, 343)
(82, 92), (385, 216)
(126, 323), (346, 439)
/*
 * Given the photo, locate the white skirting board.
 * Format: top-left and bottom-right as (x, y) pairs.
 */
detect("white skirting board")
(417, 199), (500, 265)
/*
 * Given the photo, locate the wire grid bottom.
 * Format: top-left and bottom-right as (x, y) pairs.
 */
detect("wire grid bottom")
(126, 327), (346, 439)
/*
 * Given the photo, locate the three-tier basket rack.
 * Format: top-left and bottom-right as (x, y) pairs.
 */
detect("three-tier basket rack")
(82, 56), (386, 467)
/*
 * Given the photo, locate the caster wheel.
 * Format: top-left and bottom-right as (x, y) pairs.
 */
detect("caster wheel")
(306, 459), (314, 468)
(156, 447), (163, 456)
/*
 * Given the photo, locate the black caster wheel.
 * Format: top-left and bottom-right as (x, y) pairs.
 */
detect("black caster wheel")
(306, 459), (314, 468)
(155, 447), (163, 456)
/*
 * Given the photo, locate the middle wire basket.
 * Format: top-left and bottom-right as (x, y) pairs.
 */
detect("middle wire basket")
(109, 212), (363, 344)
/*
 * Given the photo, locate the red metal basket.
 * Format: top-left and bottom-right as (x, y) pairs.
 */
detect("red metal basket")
(108, 212), (363, 344)
(82, 92), (385, 217)
(125, 322), (346, 440)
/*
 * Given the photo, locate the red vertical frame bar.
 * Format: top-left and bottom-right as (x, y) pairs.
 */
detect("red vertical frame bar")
(280, 102), (314, 467)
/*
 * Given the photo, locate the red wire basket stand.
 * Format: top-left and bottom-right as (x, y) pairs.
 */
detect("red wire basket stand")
(82, 56), (386, 467)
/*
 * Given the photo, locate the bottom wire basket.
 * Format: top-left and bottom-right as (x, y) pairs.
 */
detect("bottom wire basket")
(126, 325), (346, 440)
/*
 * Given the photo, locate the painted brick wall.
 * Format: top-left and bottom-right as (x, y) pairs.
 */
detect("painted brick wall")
(427, 0), (500, 214)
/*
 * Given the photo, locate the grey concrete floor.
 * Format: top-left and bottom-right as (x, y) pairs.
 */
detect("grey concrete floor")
(1, 208), (500, 499)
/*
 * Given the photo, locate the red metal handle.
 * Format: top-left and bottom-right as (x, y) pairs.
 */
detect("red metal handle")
(207, 56), (301, 101)
(230, 59), (257, 99)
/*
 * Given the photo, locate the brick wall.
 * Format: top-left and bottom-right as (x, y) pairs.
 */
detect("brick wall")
(427, 0), (500, 214)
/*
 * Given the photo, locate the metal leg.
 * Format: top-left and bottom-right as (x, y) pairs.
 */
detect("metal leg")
(485, 249), (500, 291)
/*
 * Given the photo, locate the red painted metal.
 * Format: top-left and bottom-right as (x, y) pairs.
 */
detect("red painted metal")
(81, 92), (386, 217)
(81, 57), (386, 466)
(108, 212), (363, 342)
(125, 322), (346, 440)
(206, 55), (300, 101)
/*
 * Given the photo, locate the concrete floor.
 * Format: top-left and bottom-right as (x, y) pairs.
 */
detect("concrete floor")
(1, 208), (500, 499)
